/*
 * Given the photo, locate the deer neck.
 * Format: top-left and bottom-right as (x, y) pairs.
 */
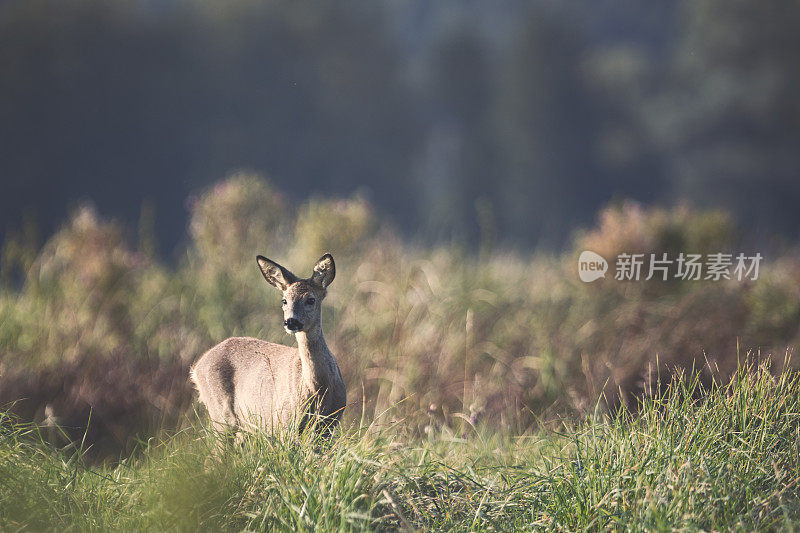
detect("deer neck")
(294, 326), (335, 393)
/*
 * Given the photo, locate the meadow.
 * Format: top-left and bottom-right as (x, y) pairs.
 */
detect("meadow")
(1, 174), (800, 530)
(2, 360), (799, 530)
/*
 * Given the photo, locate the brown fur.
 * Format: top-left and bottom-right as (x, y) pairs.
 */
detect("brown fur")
(190, 254), (345, 435)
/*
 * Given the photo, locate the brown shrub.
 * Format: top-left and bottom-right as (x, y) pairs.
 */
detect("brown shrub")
(1, 177), (798, 456)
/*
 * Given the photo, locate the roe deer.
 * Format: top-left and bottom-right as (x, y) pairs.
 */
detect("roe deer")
(190, 253), (346, 437)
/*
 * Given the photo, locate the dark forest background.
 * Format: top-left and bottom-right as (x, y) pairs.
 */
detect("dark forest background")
(1, 0), (799, 254)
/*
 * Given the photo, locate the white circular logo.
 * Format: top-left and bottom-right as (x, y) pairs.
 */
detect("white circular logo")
(578, 250), (608, 282)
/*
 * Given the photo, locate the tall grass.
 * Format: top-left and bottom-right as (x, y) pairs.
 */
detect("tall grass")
(1, 359), (798, 530)
(1, 173), (799, 457)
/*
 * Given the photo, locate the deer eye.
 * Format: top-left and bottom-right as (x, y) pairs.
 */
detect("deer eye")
(281, 298), (287, 305)
(306, 297), (316, 306)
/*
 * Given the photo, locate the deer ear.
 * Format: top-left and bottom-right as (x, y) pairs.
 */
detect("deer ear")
(310, 253), (335, 288)
(257, 255), (297, 291)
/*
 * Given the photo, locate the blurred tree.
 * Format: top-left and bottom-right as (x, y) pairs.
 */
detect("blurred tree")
(617, 0), (800, 240)
(667, 0), (800, 239)
(0, 0), (418, 255)
(493, 10), (606, 246)
(1, 0), (798, 253)
(415, 28), (498, 242)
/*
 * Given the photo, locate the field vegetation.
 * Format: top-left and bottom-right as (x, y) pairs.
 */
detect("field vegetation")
(1, 174), (800, 529)
(2, 360), (798, 530)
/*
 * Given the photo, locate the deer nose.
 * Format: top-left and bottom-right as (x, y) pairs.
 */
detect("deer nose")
(284, 318), (303, 332)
